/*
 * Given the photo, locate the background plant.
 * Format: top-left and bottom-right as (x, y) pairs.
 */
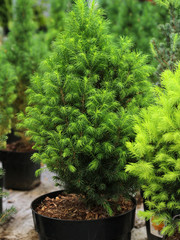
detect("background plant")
(126, 65), (180, 236)
(46, 0), (73, 47)
(3, 0), (47, 136)
(0, 0), (12, 34)
(0, 55), (16, 222)
(98, 0), (168, 54)
(21, 0), (154, 215)
(151, 0), (180, 77)
(0, 50), (16, 147)
(33, 0), (48, 31)
(0, 168), (16, 224)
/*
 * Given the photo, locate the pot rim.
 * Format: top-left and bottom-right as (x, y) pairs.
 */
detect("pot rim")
(31, 190), (136, 223)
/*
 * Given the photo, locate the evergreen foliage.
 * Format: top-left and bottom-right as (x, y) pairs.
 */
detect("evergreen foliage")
(46, 0), (73, 47)
(126, 65), (180, 236)
(21, 0), (153, 215)
(0, 0), (12, 34)
(98, 0), (168, 54)
(0, 50), (16, 146)
(0, 66), (16, 223)
(3, 0), (47, 129)
(151, 0), (180, 76)
(33, 0), (48, 31)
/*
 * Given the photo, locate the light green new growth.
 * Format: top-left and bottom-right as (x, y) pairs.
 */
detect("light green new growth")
(154, 0), (180, 8)
(126, 65), (180, 236)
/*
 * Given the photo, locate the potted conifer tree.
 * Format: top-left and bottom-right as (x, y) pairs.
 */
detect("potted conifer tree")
(126, 65), (180, 239)
(0, 0), (47, 190)
(21, 0), (154, 239)
(134, 1), (180, 239)
(0, 51), (16, 145)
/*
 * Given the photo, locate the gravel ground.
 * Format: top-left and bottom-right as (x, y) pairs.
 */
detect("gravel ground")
(0, 169), (147, 240)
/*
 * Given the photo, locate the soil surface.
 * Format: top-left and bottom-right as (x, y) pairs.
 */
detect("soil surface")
(5, 140), (34, 152)
(36, 192), (134, 221)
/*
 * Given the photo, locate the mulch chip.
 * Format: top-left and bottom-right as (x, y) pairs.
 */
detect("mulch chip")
(36, 192), (134, 221)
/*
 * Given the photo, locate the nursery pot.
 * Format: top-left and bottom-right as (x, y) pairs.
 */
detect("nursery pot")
(0, 150), (40, 190)
(31, 190), (136, 240)
(143, 196), (180, 240)
(0, 175), (3, 214)
(141, 191), (163, 240)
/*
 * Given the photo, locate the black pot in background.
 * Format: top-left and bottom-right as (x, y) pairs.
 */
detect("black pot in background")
(143, 201), (163, 240)
(0, 175), (3, 214)
(7, 129), (21, 144)
(31, 190), (136, 240)
(1, 150), (40, 191)
(141, 191), (163, 240)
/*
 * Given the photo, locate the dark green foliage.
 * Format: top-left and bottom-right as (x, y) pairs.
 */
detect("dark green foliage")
(126, 65), (180, 236)
(0, 0), (12, 34)
(0, 50), (16, 144)
(98, 0), (168, 54)
(22, 0), (153, 215)
(151, 0), (180, 77)
(33, 0), (48, 31)
(3, 0), (47, 127)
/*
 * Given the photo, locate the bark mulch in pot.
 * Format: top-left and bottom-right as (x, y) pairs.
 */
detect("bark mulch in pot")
(36, 192), (134, 221)
(5, 140), (34, 152)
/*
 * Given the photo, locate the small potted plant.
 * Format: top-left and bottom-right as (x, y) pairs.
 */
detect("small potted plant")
(0, 58), (16, 223)
(22, 0), (154, 239)
(0, 0), (48, 190)
(126, 65), (180, 239)
(0, 167), (16, 224)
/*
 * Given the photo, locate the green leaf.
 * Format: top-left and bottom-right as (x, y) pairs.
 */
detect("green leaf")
(88, 159), (99, 171)
(68, 165), (76, 173)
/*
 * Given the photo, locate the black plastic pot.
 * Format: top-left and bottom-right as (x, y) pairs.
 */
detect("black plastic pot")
(7, 129), (21, 144)
(0, 175), (3, 214)
(1, 150), (40, 190)
(144, 205), (163, 240)
(141, 191), (163, 240)
(31, 190), (136, 240)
